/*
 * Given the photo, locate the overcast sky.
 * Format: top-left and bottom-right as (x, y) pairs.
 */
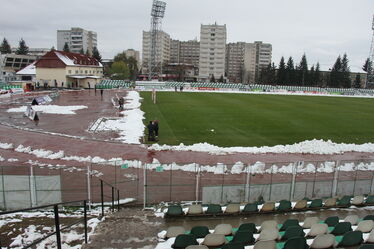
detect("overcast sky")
(1, 0), (373, 71)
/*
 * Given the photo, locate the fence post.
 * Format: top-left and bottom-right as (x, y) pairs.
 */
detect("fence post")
(87, 164), (91, 210)
(117, 190), (120, 210)
(331, 161), (340, 197)
(245, 164), (250, 202)
(111, 187), (114, 211)
(169, 164), (172, 202)
(54, 205), (62, 249)
(1, 167), (6, 210)
(269, 165), (274, 201)
(220, 164), (225, 204)
(100, 180), (104, 217)
(371, 171), (374, 195)
(29, 165), (37, 207)
(290, 162), (298, 201)
(312, 162), (318, 198)
(195, 163), (200, 203)
(352, 163), (358, 196)
(143, 163), (147, 209)
(83, 200), (88, 244)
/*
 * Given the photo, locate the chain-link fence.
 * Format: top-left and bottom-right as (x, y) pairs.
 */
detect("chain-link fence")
(1, 159), (374, 210)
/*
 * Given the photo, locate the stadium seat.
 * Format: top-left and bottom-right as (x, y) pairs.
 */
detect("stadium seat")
(166, 226), (186, 238)
(231, 231), (255, 245)
(187, 204), (203, 215)
(221, 243), (245, 249)
(323, 198), (337, 208)
(344, 215), (359, 225)
(366, 195), (374, 205)
(206, 204), (223, 215)
(356, 220), (374, 233)
(260, 202), (275, 212)
(310, 234), (337, 249)
(237, 223), (257, 233)
(281, 226), (305, 241)
(302, 217), (319, 229)
(190, 226), (210, 239)
(172, 234), (198, 248)
(213, 224), (233, 236)
(309, 199), (323, 209)
(242, 203), (258, 213)
(324, 216), (339, 227)
(258, 228), (280, 241)
(294, 200), (308, 210)
(352, 195), (365, 206)
(364, 215), (374, 221)
(185, 246), (209, 249)
(306, 223), (328, 237)
(260, 220), (278, 231)
(253, 240), (276, 249)
(366, 229), (374, 243)
(166, 205), (184, 216)
(202, 234), (227, 247)
(359, 245), (374, 249)
(225, 204), (240, 214)
(337, 231), (363, 247)
(280, 219), (300, 231)
(330, 222), (352, 235)
(277, 200), (292, 211)
(336, 196), (351, 207)
(283, 237), (309, 249)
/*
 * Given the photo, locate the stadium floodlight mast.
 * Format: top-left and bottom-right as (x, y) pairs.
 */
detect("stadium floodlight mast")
(148, 0), (167, 81)
(366, 15), (374, 88)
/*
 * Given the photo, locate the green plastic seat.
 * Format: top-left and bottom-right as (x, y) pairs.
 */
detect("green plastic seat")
(283, 237), (309, 249)
(278, 200), (292, 211)
(242, 203), (258, 213)
(231, 231), (255, 245)
(190, 226), (210, 239)
(280, 219), (300, 231)
(281, 226), (305, 241)
(172, 234), (198, 249)
(359, 245), (374, 249)
(337, 231), (363, 247)
(206, 204), (223, 215)
(324, 216), (339, 227)
(366, 195), (374, 205)
(166, 205), (184, 216)
(364, 215), (374, 221)
(238, 223), (257, 233)
(330, 222), (352, 235)
(221, 242), (245, 249)
(309, 199), (323, 208)
(337, 196), (351, 207)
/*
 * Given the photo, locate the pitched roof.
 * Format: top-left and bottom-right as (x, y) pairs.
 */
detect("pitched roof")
(16, 62), (36, 75)
(35, 50), (102, 68)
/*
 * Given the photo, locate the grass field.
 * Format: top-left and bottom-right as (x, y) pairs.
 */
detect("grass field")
(140, 92), (374, 147)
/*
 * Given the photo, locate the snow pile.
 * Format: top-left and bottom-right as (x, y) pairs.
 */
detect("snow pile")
(95, 91), (145, 144)
(0, 156), (4, 161)
(7, 105), (87, 115)
(149, 139), (374, 155)
(0, 142), (14, 149)
(7, 158), (19, 162)
(15, 145), (65, 159)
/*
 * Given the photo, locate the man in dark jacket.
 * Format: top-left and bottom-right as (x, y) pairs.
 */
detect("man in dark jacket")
(147, 121), (155, 141)
(153, 120), (159, 137)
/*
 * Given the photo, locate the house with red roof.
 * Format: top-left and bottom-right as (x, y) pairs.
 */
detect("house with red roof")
(35, 50), (103, 88)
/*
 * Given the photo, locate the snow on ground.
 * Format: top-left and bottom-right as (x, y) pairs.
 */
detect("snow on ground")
(95, 91), (145, 144)
(0, 142), (14, 149)
(149, 139), (374, 155)
(7, 105), (87, 115)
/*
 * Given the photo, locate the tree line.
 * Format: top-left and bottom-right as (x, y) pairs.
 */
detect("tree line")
(259, 53), (369, 88)
(107, 52), (139, 81)
(62, 42), (102, 62)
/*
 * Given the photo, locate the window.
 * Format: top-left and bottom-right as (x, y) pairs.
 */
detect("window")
(75, 70), (78, 74)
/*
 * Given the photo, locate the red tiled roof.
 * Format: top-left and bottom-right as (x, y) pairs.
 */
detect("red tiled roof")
(35, 50), (101, 68)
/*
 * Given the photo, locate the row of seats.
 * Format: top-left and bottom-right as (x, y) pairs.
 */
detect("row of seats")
(161, 215), (374, 248)
(166, 195), (374, 217)
(96, 80), (132, 89)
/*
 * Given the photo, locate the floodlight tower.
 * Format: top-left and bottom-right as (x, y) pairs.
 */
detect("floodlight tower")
(149, 0), (166, 81)
(366, 15), (374, 88)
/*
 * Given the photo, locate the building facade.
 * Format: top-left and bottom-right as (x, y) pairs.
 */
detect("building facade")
(57, 27), (97, 55)
(142, 30), (171, 73)
(0, 54), (37, 83)
(226, 42), (245, 83)
(35, 51), (103, 88)
(243, 41), (272, 83)
(11, 48), (50, 58)
(199, 23), (227, 81)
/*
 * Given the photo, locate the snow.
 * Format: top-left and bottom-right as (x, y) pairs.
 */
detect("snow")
(95, 91), (145, 144)
(16, 62), (36, 75)
(7, 105), (88, 115)
(0, 142), (14, 149)
(149, 139), (374, 155)
(55, 52), (75, 66)
(7, 158), (19, 162)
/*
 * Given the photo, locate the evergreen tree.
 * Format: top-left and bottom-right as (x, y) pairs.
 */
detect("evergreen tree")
(341, 53), (351, 88)
(354, 74), (361, 88)
(16, 38), (28, 55)
(63, 42), (70, 52)
(277, 56), (286, 85)
(297, 54), (308, 86)
(92, 47), (102, 62)
(109, 61), (130, 80)
(0, 38), (12, 54)
(79, 48), (84, 54)
(315, 62), (321, 86)
(210, 74), (216, 83)
(285, 57), (295, 85)
(218, 75), (224, 83)
(85, 49), (90, 56)
(362, 58), (372, 73)
(309, 65), (315, 86)
(50, 46), (56, 51)
(329, 56), (342, 87)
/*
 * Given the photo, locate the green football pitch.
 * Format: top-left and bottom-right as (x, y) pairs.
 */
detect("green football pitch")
(140, 92), (374, 147)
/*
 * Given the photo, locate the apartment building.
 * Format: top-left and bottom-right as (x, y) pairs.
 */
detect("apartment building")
(199, 23), (227, 81)
(142, 30), (171, 73)
(226, 42), (245, 83)
(57, 27), (97, 55)
(243, 41), (272, 83)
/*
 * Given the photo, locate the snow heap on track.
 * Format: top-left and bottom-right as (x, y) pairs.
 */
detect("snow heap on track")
(149, 139), (374, 155)
(7, 105), (87, 115)
(96, 91), (145, 144)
